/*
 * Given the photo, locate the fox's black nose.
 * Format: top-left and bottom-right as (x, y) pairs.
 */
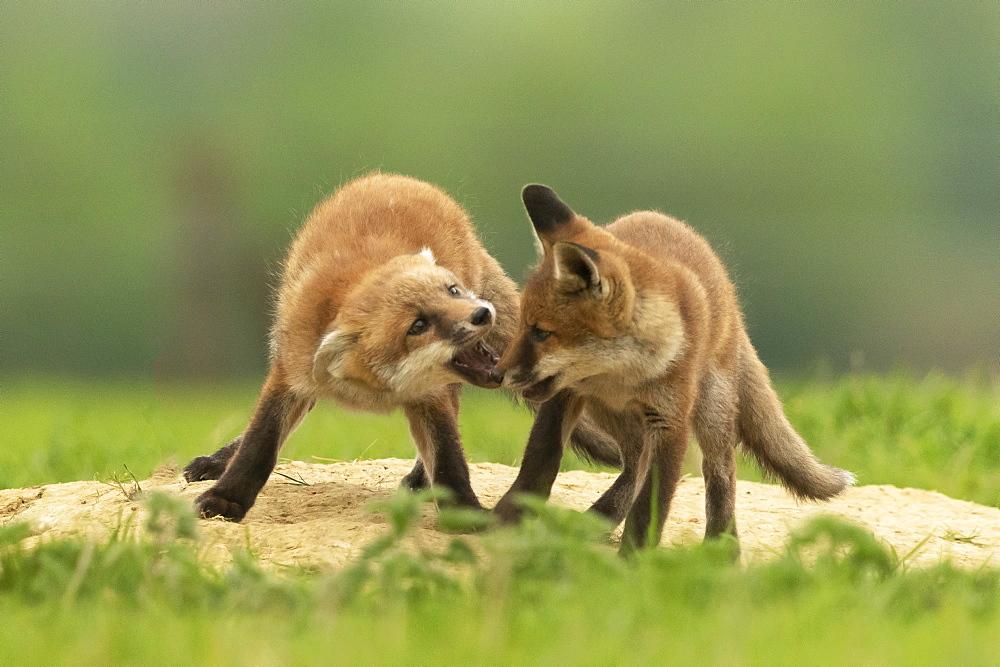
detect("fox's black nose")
(489, 367), (505, 385)
(470, 306), (492, 326)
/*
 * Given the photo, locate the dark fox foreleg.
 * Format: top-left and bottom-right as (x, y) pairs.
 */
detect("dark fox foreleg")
(399, 459), (429, 491)
(584, 407), (645, 525)
(400, 385), (463, 492)
(403, 385), (481, 508)
(493, 389), (585, 524)
(194, 373), (313, 521)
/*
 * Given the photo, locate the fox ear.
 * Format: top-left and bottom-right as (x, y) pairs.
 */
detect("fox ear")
(415, 247), (436, 264)
(552, 242), (605, 297)
(522, 185), (576, 239)
(313, 330), (359, 381)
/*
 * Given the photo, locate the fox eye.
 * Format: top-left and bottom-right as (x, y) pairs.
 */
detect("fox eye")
(530, 326), (552, 343)
(447, 285), (460, 296)
(408, 318), (429, 336)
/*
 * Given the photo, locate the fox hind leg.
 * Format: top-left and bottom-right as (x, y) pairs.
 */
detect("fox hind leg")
(195, 375), (313, 521)
(694, 369), (740, 547)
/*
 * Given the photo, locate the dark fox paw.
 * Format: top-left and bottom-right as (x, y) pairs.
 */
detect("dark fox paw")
(492, 495), (526, 526)
(399, 467), (430, 491)
(195, 489), (250, 522)
(183, 455), (228, 482)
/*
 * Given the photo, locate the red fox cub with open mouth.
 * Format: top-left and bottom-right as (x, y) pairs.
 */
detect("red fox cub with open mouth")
(183, 174), (518, 521)
(492, 185), (854, 553)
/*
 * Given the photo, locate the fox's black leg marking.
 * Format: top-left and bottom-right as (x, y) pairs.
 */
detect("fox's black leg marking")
(580, 407), (644, 526)
(404, 387), (481, 508)
(195, 381), (312, 521)
(589, 463), (638, 525)
(493, 389), (584, 524)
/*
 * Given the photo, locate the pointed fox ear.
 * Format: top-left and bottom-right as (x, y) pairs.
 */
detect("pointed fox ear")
(552, 242), (605, 297)
(313, 330), (359, 381)
(522, 185), (576, 240)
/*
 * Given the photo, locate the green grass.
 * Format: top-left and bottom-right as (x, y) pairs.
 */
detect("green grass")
(2, 372), (999, 664)
(777, 372), (1000, 507)
(1, 492), (998, 664)
(0, 380), (532, 490)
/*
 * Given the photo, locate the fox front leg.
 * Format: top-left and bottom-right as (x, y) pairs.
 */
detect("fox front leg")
(619, 406), (690, 554)
(403, 386), (481, 508)
(493, 390), (585, 524)
(399, 459), (430, 491)
(195, 377), (313, 521)
(581, 405), (644, 525)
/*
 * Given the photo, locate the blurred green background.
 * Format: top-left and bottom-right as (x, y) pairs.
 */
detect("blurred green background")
(2, 1), (997, 381)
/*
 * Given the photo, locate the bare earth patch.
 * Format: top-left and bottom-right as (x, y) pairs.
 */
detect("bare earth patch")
(2, 459), (997, 570)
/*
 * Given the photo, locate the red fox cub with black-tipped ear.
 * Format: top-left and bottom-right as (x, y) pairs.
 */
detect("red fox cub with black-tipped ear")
(182, 173), (519, 520)
(492, 185), (854, 553)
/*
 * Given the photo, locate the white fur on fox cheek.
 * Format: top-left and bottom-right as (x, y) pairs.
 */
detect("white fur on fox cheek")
(380, 340), (455, 395)
(533, 343), (606, 384)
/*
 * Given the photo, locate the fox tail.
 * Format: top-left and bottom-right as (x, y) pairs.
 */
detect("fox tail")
(736, 343), (855, 500)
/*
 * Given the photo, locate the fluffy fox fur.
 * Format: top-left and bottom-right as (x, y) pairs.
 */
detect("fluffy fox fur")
(183, 174), (620, 521)
(183, 173), (519, 520)
(493, 185), (854, 552)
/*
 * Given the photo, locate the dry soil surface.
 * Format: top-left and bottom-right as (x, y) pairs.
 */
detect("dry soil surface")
(2, 459), (997, 570)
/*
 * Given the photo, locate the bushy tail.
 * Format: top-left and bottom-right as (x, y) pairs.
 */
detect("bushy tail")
(737, 345), (855, 500)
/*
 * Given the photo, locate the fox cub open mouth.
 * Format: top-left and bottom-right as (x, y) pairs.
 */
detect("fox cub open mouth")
(451, 338), (501, 388)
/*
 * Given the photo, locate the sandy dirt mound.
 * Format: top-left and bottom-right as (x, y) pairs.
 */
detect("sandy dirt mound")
(2, 459), (997, 570)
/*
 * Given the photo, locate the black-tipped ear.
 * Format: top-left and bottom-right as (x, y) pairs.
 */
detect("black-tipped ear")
(522, 185), (575, 236)
(552, 242), (604, 296)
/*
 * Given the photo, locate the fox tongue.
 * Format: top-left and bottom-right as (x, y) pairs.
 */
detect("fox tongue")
(452, 340), (501, 388)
